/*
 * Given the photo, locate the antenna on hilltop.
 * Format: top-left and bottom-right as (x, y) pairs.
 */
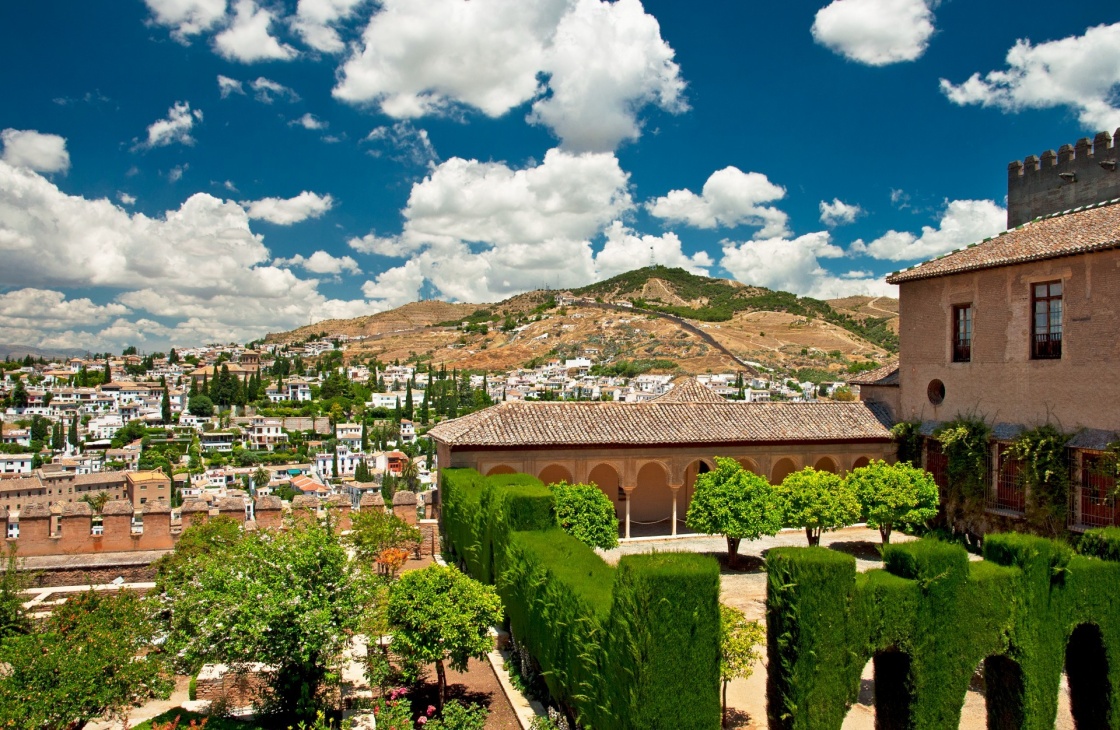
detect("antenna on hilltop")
(649, 245), (655, 269)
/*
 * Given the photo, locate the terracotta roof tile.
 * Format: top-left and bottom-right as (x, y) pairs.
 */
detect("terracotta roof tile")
(847, 362), (900, 386)
(653, 377), (727, 404)
(887, 199), (1120, 284)
(429, 399), (892, 447)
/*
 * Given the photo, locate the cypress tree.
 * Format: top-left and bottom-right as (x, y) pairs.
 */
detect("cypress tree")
(103, 359), (112, 384)
(332, 448), (339, 478)
(161, 384), (172, 424)
(404, 381), (414, 420)
(420, 388), (430, 425)
(68, 417), (79, 450)
(361, 420), (369, 452)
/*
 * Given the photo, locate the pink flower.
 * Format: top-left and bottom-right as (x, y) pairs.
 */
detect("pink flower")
(417, 717), (428, 726)
(426, 706), (436, 716)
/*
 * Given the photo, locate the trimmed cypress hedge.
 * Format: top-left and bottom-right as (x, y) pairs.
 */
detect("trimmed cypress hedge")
(767, 533), (1120, 729)
(442, 468), (722, 729)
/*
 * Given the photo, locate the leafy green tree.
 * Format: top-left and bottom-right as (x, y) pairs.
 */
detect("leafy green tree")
(168, 348), (179, 364)
(776, 467), (861, 546)
(388, 566), (503, 710)
(685, 457), (783, 567)
(719, 604), (765, 727)
(399, 457), (419, 491)
(846, 459), (940, 544)
(550, 481), (619, 549)
(0, 589), (173, 729)
(345, 509), (421, 565)
(10, 377), (28, 409)
(0, 545), (30, 640)
(188, 394), (214, 418)
(160, 517), (374, 722)
(252, 466), (271, 491)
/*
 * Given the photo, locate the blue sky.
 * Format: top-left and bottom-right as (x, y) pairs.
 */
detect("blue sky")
(0, 0), (1117, 352)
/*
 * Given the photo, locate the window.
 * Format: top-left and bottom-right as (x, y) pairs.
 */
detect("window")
(952, 304), (972, 362)
(1032, 280), (1062, 359)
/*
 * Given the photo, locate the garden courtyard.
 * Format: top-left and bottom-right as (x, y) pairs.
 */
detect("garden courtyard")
(604, 525), (1076, 730)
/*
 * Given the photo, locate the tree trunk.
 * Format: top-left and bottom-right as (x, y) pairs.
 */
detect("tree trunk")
(726, 536), (741, 568)
(880, 523), (892, 544)
(436, 658), (447, 711)
(722, 679), (729, 728)
(806, 527), (821, 547)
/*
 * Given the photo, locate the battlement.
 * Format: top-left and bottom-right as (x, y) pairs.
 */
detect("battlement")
(1008, 129), (1120, 227)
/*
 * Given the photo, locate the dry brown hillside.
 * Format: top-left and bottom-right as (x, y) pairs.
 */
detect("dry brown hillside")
(265, 268), (898, 377)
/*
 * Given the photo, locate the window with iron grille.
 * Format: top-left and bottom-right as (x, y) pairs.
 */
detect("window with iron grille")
(1031, 281), (1062, 359)
(952, 304), (972, 362)
(1079, 453), (1117, 529)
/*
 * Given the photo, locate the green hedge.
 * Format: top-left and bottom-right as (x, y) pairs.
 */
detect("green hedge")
(442, 468), (722, 729)
(767, 533), (1120, 729)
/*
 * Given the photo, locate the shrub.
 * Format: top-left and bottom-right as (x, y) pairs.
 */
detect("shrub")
(549, 481), (619, 550)
(425, 700), (489, 730)
(1079, 527), (1120, 562)
(686, 457), (783, 566)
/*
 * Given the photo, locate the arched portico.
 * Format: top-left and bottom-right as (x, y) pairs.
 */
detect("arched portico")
(486, 464), (516, 476)
(814, 456), (839, 473)
(588, 463), (623, 518)
(772, 457), (798, 485)
(631, 461), (673, 535)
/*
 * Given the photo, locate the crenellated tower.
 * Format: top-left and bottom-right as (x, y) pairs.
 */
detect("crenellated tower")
(1007, 129), (1120, 228)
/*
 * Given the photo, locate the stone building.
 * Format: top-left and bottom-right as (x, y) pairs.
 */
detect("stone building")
(430, 377), (895, 538)
(886, 129), (1120, 531)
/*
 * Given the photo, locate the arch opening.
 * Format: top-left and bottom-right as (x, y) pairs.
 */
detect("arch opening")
(1067, 623), (1111, 727)
(486, 464), (516, 476)
(771, 457), (797, 486)
(588, 463), (622, 518)
(873, 650), (914, 729)
(682, 459), (714, 522)
(814, 456), (839, 474)
(538, 463), (573, 486)
(983, 655), (1025, 729)
(736, 457), (761, 476)
(632, 461), (672, 525)
(852, 456), (871, 471)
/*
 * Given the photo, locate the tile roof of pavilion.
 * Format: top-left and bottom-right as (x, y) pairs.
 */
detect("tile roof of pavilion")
(653, 377), (728, 404)
(887, 198), (1120, 284)
(846, 362), (900, 386)
(429, 395), (893, 448)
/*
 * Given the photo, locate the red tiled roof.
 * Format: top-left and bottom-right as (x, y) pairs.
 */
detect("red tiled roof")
(653, 377), (727, 404)
(429, 399), (892, 447)
(887, 199), (1120, 284)
(846, 362), (900, 386)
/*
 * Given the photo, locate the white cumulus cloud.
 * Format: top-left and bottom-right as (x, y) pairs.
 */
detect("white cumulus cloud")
(594, 222), (712, 280)
(292, 0), (366, 53)
(214, 0), (298, 63)
(850, 199), (1006, 261)
(136, 102), (203, 150)
(251, 77), (300, 103)
(1, 129), (70, 173)
(812, 0), (935, 66)
(819, 198), (863, 226)
(721, 232), (896, 299)
(290, 113), (328, 130)
(118, 192), (137, 205)
(0, 161), (372, 348)
(143, 0), (227, 39)
(365, 122), (438, 166)
(333, 0), (685, 152)
(241, 191), (334, 225)
(940, 23), (1120, 131)
(274, 250), (361, 275)
(646, 167), (788, 237)
(217, 74), (245, 98)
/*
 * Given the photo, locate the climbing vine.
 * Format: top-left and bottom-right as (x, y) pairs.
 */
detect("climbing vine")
(1007, 425), (1071, 537)
(890, 420), (923, 466)
(935, 418), (992, 538)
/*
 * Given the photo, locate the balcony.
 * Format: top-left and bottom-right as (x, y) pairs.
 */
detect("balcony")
(1032, 331), (1062, 360)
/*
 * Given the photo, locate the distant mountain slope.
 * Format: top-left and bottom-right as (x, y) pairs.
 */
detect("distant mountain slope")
(265, 267), (898, 379)
(570, 267), (898, 351)
(0, 344), (87, 361)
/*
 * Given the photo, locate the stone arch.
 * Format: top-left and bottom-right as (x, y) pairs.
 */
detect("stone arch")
(852, 456), (871, 470)
(736, 457), (762, 476)
(1066, 623), (1111, 727)
(486, 464), (516, 476)
(873, 649), (914, 728)
(771, 457), (797, 485)
(588, 463), (623, 518)
(814, 456), (839, 474)
(537, 463), (573, 486)
(982, 655), (1025, 728)
(632, 461), (672, 524)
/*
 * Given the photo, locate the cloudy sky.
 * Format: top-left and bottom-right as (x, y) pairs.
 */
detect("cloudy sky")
(1, 1), (1117, 352)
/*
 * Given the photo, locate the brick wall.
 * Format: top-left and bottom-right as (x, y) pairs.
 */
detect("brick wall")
(897, 247), (1120, 431)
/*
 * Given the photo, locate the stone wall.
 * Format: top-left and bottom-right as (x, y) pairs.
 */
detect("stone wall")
(896, 247), (1120, 432)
